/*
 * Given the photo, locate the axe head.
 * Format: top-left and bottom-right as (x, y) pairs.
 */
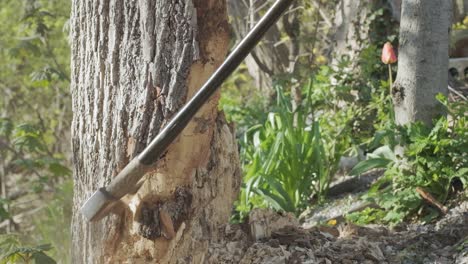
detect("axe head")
(80, 188), (117, 222)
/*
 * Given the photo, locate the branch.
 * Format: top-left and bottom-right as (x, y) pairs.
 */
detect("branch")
(416, 187), (448, 215)
(448, 85), (468, 101)
(0, 138), (44, 179)
(0, 206), (44, 229)
(250, 50), (275, 76)
(311, 0), (333, 28)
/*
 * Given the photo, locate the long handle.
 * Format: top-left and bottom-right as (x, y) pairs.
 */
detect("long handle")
(105, 0), (295, 200)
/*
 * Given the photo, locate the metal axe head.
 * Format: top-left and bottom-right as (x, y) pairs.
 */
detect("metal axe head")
(80, 188), (117, 221)
(81, 160), (147, 221)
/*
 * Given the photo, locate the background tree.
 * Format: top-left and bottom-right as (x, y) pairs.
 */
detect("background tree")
(0, 0), (72, 260)
(393, 0), (452, 126)
(70, 1), (240, 262)
(227, 0), (290, 91)
(227, 0), (335, 91)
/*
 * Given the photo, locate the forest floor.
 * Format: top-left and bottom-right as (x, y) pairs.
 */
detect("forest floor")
(207, 171), (468, 264)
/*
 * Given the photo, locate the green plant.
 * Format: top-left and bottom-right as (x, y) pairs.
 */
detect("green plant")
(0, 119), (70, 193)
(453, 16), (468, 30)
(0, 235), (56, 264)
(350, 95), (468, 224)
(32, 180), (72, 263)
(219, 63), (270, 138)
(346, 207), (386, 225)
(0, 0), (72, 193)
(235, 78), (352, 217)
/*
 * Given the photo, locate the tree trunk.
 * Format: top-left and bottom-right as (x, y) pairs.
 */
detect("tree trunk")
(70, 1), (241, 263)
(227, 0), (290, 91)
(387, 0), (465, 23)
(393, 0), (452, 126)
(453, 0), (468, 22)
(331, 0), (373, 65)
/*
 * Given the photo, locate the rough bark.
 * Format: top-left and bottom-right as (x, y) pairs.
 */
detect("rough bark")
(393, 0), (452, 126)
(331, 0), (373, 65)
(70, 1), (241, 263)
(388, 0), (466, 23)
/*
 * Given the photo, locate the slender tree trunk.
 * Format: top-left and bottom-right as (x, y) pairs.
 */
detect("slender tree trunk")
(393, 0), (452, 126)
(227, 0), (289, 91)
(331, 0), (373, 65)
(70, 1), (241, 263)
(453, 0), (468, 22)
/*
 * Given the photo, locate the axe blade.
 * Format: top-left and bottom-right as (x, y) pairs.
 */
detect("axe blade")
(80, 188), (117, 221)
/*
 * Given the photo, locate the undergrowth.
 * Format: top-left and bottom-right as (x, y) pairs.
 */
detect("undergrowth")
(348, 95), (468, 225)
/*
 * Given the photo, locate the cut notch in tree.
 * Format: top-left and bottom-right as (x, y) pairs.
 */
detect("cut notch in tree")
(80, 0), (295, 223)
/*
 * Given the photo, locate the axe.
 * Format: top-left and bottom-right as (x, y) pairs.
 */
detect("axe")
(81, 0), (294, 221)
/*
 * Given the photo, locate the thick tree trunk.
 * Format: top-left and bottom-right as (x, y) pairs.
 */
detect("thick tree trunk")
(388, 0), (465, 23)
(70, 1), (241, 263)
(393, 0), (452, 126)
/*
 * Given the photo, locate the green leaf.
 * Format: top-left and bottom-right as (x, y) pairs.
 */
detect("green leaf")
(382, 210), (404, 223)
(33, 251), (56, 264)
(350, 158), (391, 176)
(367, 145), (396, 161)
(245, 176), (260, 205)
(421, 208), (440, 224)
(48, 162), (71, 177)
(0, 119), (14, 138)
(262, 177), (295, 212)
(368, 130), (393, 150)
(255, 188), (288, 211)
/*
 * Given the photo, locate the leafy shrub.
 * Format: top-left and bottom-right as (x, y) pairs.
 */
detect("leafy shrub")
(219, 64), (270, 138)
(0, 235), (56, 264)
(234, 78), (354, 217)
(349, 95), (468, 224)
(0, 119), (70, 193)
(32, 180), (72, 263)
(224, 41), (395, 221)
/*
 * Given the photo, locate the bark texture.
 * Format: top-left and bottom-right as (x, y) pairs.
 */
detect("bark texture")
(227, 0), (290, 91)
(70, 1), (241, 263)
(228, 0), (300, 91)
(387, 0), (465, 23)
(393, 0), (452, 126)
(332, 0), (372, 65)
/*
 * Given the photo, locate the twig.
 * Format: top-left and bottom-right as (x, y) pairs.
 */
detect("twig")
(44, 37), (70, 82)
(253, 0), (271, 14)
(0, 139), (44, 179)
(250, 51), (274, 76)
(448, 85), (468, 101)
(0, 206), (44, 229)
(416, 187), (448, 215)
(311, 0), (333, 27)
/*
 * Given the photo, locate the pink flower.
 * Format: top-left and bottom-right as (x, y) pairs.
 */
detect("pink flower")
(381, 42), (397, 64)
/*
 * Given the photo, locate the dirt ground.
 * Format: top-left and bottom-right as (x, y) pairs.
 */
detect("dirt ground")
(207, 202), (466, 264)
(206, 173), (467, 264)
